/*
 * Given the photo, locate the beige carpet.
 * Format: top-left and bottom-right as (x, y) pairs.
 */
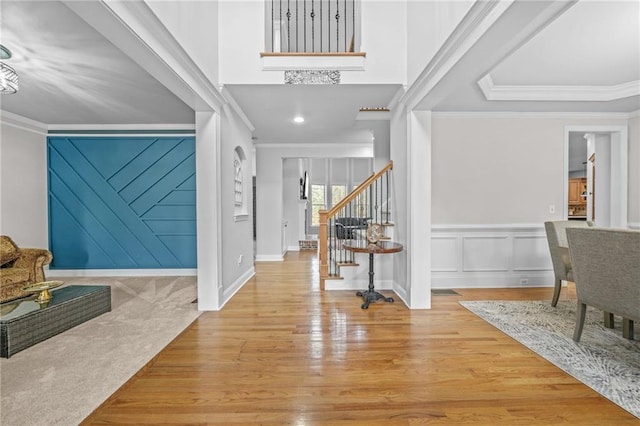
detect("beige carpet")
(0, 276), (201, 426)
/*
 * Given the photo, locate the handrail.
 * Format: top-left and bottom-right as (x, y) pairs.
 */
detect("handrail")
(319, 160), (393, 288)
(327, 161), (392, 216)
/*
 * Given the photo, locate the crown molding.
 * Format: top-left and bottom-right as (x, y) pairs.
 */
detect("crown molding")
(47, 123), (195, 131)
(478, 74), (640, 102)
(401, 0), (513, 111)
(387, 85), (407, 112)
(432, 111), (631, 120)
(219, 87), (255, 132)
(0, 110), (48, 135)
(402, 1), (579, 112)
(629, 109), (640, 118)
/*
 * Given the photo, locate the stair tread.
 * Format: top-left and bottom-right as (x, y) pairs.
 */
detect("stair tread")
(324, 274), (344, 280)
(336, 262), (359, 267)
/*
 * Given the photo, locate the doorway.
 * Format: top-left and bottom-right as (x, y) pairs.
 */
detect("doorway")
(564, 125), (628, 228)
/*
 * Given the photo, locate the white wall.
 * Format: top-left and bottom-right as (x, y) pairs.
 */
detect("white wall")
(407, 0), (473, 87)
(429, 114), (634, 290)
(255, 144), (373, 261)
(147, 0), (219, 85)
(431, 115), (629, 225)
(283, 158), (303, 251)
(389, 105), (409, 300)
(341, 0), (406, 84)
(219, 0), (407, 85)
(0, 121), (48, 248)
(219, 103), (255, 301)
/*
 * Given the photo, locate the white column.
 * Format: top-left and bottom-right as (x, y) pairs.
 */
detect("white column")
(407, 111), (431, 309)
(196, 111), (222, 310)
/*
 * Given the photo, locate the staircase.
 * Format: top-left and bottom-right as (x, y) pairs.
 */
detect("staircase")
(319, 161), (393, 288)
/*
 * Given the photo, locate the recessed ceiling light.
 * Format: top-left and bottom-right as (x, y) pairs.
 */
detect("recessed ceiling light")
(294, 116), (305, 123)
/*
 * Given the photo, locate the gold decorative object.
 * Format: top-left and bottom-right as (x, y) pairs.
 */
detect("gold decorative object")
(22, 281), (64, 304)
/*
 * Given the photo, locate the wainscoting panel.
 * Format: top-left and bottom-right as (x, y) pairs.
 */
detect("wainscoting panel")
(432, 224), (554, 289)
(48, 137), (196, 269)
(462, 235), (510, 272)
(512, 235), (551, 271)
(431, 236), (458, 272)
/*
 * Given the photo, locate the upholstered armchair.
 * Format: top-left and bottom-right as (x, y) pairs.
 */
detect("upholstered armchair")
(544, 221), (592, 306)
(0, 236), (53, 303)
(567, 227), (640, 341)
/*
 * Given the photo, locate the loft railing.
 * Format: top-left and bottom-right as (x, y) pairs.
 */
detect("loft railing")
(319, 161), (393, 287)
(265, 0), (359, 53)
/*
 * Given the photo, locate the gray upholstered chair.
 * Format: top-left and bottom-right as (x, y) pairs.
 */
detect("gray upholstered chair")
(544, 221), (591, 307)
(567, 227), (640, 341)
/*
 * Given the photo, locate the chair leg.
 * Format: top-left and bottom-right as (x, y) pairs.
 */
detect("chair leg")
(573, 302), (587, 342)
(604, 311), (614, 329)
(551, 278), (562, 307)
(623, 319), (634, 340)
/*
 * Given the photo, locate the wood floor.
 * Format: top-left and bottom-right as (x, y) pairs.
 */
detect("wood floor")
(83, 251), (636, 425)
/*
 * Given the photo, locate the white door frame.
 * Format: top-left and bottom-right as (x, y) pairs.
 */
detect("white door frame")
(564, 125), (628, 228)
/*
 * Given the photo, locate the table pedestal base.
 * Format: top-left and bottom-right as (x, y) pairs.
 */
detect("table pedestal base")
(356, 290), (394, 309)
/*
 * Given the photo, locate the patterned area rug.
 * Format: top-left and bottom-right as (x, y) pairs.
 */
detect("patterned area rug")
(460, 300), (640, 419)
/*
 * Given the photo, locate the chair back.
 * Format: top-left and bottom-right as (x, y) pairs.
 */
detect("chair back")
(567, 227), (640, 322)
(544, 221), (590, 280)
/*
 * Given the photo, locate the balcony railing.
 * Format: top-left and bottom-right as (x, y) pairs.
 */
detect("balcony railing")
(265, 0), (360, 53)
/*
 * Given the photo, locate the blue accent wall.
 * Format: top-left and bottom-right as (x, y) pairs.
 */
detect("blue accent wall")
(47, 136), (197, 269)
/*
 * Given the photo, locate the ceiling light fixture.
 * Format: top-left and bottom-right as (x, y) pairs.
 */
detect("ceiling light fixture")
(294, 116), (305, 123)
(0, 45), (19, 95)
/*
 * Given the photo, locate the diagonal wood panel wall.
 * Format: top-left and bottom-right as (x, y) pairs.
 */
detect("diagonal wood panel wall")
(47, 137), (196, 269)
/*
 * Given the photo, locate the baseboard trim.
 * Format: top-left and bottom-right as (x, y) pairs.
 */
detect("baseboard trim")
(47, 268), (197, 277)
(392, 281), (410, 307)
(220, 267), (255, 309)
(432, 272), (555, 289)
(628, 222), (640, 230)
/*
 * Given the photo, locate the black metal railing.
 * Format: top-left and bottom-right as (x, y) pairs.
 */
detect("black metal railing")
(265, 0), (358, 53)
(319, 161), (393, 283)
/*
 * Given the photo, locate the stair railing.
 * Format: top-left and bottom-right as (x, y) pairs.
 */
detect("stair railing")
(319, 161), (393, 287)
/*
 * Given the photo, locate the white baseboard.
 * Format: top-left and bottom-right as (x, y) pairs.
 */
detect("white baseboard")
(432, 272), (555, 289)
(287, 245), (300, 252)
(629, 222), (640, 230)
(221, 267), (255, 308)
(392, 281), (410, 307)
(47, 268), (197, 277)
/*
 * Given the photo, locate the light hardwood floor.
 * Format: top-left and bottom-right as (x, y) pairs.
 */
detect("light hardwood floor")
(83, 251), (636, 425)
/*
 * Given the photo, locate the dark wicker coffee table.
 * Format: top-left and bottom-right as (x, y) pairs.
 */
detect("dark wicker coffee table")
(0, 285), (111, 358)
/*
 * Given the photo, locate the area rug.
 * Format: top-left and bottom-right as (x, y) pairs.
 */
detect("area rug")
(0, 276), (201, 426)
(460, 300), (640, 419)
